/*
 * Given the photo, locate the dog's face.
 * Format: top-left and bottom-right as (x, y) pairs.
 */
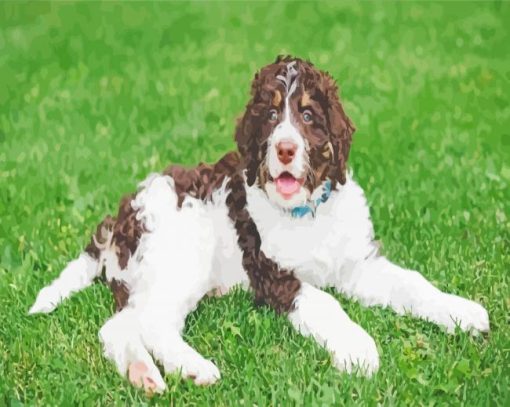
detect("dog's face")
(235, 56), (355, 209)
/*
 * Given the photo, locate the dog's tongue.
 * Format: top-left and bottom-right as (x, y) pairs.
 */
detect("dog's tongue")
(275, 173), (301, 198)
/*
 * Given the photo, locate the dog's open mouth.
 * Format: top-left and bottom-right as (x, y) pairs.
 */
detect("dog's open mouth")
(274, 172), (304, 200)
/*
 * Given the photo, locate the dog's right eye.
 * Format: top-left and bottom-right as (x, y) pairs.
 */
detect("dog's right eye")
(269, 109), (278, 123)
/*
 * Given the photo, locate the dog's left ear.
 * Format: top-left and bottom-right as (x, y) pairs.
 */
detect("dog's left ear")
(323, 74), (355, 187)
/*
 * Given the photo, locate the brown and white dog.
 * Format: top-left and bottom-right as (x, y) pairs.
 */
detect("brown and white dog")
(29, 56), (489, 393)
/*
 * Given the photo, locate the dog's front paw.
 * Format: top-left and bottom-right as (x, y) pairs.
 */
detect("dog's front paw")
(180, 355), (221, 386)
(128, 361), (166, 394)
(329, 323), (379, 377)
(440, 294), (490, 334)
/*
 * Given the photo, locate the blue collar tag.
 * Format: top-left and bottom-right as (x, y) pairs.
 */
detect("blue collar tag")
(291, 180), (332, 218)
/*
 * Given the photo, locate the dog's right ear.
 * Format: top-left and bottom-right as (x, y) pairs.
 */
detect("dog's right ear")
(235, 101), (260, 186)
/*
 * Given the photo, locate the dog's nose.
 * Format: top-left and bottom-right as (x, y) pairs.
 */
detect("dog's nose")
(276, 141), (297, 165)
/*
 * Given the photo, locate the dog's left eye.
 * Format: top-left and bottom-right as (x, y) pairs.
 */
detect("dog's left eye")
(302, 110), (313, 123)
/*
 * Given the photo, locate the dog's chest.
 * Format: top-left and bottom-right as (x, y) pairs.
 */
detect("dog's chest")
(247, 192), (343, 286)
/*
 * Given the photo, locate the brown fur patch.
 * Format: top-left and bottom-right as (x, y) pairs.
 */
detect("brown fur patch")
(164, 151), (241, 208)
(226, 171), (301, 313)
(85, 215), (116, 260)
(85, 194), (146, 311)
(114, 194), (146, 269)
(109, 278), (130, 312)
(85, 194), (145, 271)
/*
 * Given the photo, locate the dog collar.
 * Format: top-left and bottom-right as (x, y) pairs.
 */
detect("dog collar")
(291, 180), (332, 218)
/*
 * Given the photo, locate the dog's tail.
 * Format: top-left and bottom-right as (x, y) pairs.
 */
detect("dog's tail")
(28, 218), (114, 315)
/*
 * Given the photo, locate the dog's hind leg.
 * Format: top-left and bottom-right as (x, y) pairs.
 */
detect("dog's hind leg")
(29, 215), (116, 315)
(133, 232), (221, 386)
(29, 253), (100, 314)
(99, 307), (167, 393)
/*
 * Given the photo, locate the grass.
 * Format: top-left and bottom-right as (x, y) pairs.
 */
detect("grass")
(0, 1), (509, 405)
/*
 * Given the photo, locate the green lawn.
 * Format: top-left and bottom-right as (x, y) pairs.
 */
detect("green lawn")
(1, 1), (509, 405)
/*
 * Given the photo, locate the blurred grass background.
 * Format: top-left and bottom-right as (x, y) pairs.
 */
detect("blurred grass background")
(0, 1), (509, 405)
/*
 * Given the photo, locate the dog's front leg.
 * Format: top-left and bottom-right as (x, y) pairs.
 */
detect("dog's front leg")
(336, 256), (490, 334)
(288, 282), (379, 376)
(226, 174), (378, 376)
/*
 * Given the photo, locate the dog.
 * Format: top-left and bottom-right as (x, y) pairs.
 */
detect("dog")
(29, 56), (490, 393)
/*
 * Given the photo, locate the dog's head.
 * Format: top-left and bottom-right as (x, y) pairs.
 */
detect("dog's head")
(235, 55), (355, 209)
